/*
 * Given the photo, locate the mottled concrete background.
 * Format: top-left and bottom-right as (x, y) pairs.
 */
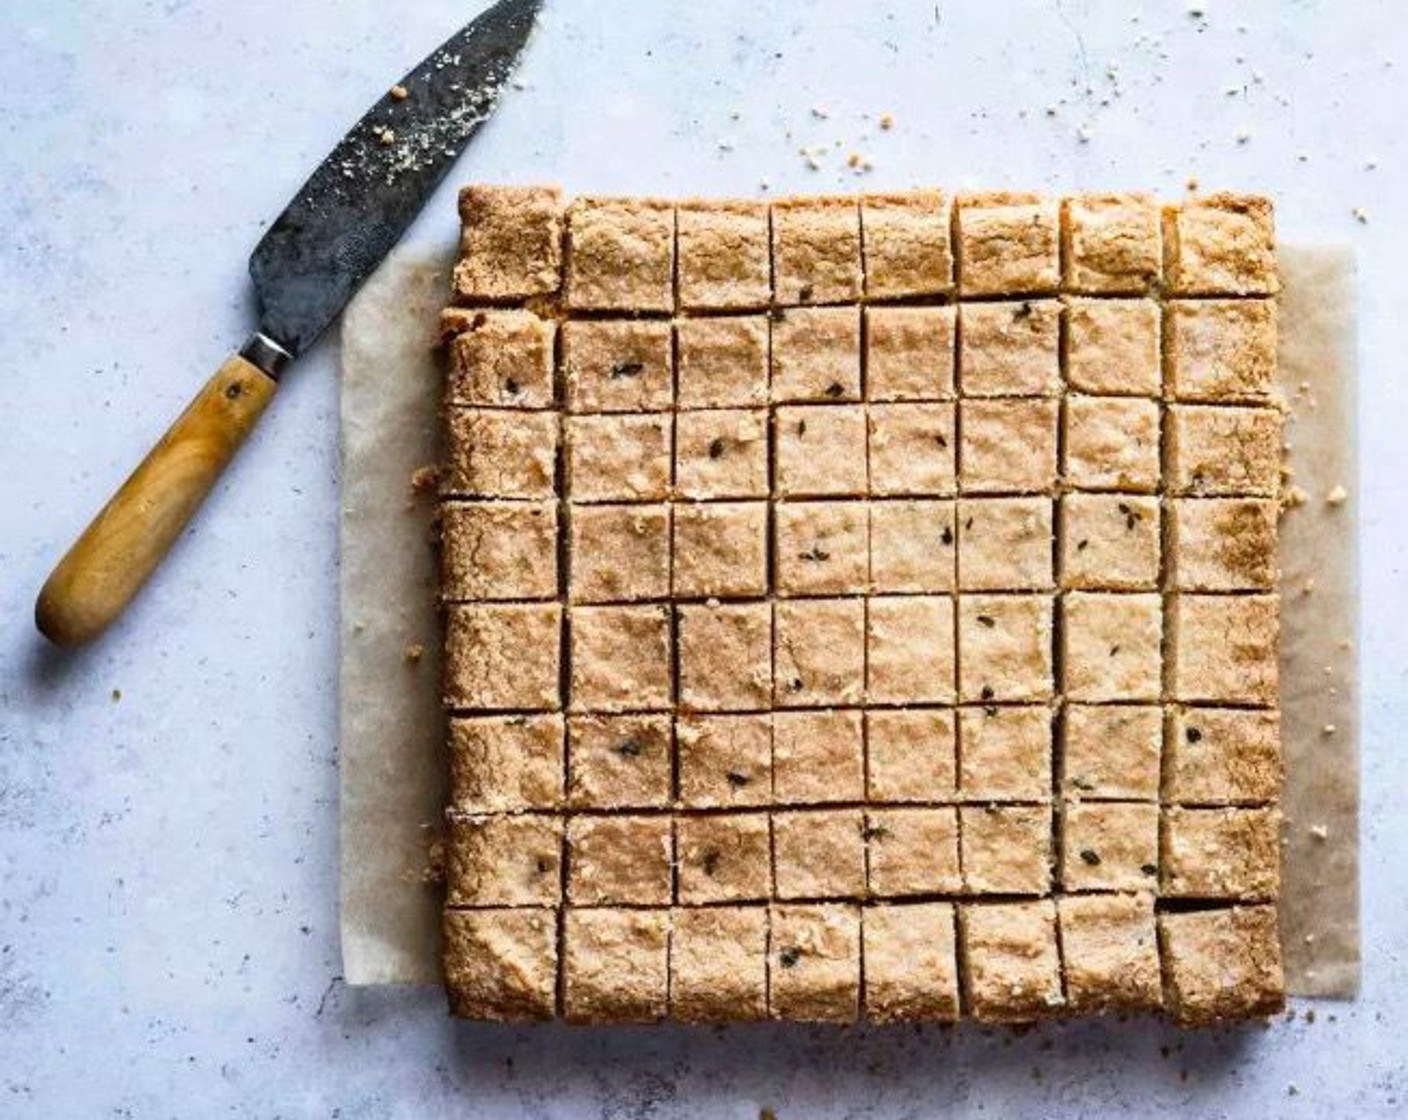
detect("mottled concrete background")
(1, 1), (1404, 1115)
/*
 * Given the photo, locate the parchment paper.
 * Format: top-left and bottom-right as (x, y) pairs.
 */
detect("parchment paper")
(338, 244), (1360, 996)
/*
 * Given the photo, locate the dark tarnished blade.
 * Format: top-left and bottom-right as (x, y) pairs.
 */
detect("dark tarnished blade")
(248, 0), (541, 358)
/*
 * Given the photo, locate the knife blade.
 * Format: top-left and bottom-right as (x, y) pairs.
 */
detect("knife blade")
(35, 0), (542, 647)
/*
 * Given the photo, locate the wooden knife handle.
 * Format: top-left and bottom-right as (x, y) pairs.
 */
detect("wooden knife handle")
(35, 355), (277, 646)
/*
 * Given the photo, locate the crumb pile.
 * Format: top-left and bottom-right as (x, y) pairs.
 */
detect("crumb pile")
(435, 185), (1284, 1025)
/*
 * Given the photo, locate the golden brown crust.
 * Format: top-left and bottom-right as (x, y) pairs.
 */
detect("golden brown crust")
(443, 908), (558, 1020)
(439, 185), (1284, 1027)
(1158, 905), (1286, 1025)
(454, 185), (563, 303)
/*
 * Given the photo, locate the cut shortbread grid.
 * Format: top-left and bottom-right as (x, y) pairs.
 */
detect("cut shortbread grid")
(436, 186), (1285, 1026)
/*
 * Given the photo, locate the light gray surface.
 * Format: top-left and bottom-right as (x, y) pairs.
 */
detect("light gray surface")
(0, 0), (1404, 1115)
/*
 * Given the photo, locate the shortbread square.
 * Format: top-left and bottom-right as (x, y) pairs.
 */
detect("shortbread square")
(774, 501), (869, 596)
(866, 709), (957, 802)
(441, 500), (558, 602)
(563, 908), (670, 1023)
(1060, 705), (1162, 800)
(960, 399), (1059, 494)
(866, 306), (957, 401)
(1165, 299), (1277, 402)
(671, 502), (768, 598)
(676, 813), (772, 903)
(449, 714), (564, 812)
(863, 902), (960, 1022)
(1170, 498), (1278, 591)
(958, 900), (1064, 1021)
(1164, 708), (1281, 805)
(443, 908), (558, 1021)
(676, 199), (771, 310)
(1161, 806), (1281, 900)
(1169, 594), (1279, 705)
(959, 300), (1061, 397)
(957, 595), (1054, 703)
(567, 413), (671, 502)
(447, 310), (556, 408)
(867, 595), (956, 704)
(1057, 893), (1162, 1013)
(1060, 801), (1160, 890)
(565, 197), (674, 311)
(1062, 193), (1161, 294)
(960, 805), (1052, 895)
(956, 193), (1061, 296)
(453, 184), (563, 302)
(569, 604), (672, 712)
(958, 497), (1054, 591)
(675, 408), (769, 499)
(769, 904), (861, 1022)
(1063, 298), (1161, 396)
(774, 597), (866, 705)
(865, 807), (961, 896)
(1059, 494), (1161, 591)
(562, 319), (673, 413)
(669, 906), (769, 1022)
(958, 705), (1051, 801)
(677, 713), (772, 808)
(444, 408), (558, 499)
(678, 601), (773, 711)
(775, 405), (869, 498)
(862, 190), (954, 298)
(446, 813), (562, 906)
(1064, 395), (1161, 493)
(868, 402), (957, 496)
(773, 809), (866, 899)
(1061, 592), (1163, 703)
(772, 196), (863, 305)
(566, 713), (672, 809)
(569, 504), (670, 603)
(773, 708), (864, 804)
(444, 603), (561, 711)
(1158, 905), (1285, 1025)
(1167, 404), (1282, 497)
(1163, 193), (1277, 296)
(567, 815), (674, 905)
(676, 315), (769, 407)
(771, 306), (862, 402)
(869, 499), (956, 592)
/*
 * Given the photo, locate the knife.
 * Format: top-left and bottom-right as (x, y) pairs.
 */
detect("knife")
(34, 0), (542, 647)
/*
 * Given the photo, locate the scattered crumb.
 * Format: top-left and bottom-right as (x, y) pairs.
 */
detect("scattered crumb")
(1297, 151), (1311, 163)
(760, 1110), (778, 1120)
(1309, 824), (1329, 841)
(1288, 1084), (1299, 1096)
(1186, 176), (1200, 191)
(1076, 124), (1093, 143)
(1045, 104), (1058, 117)
(1305, 1008), (1317, 1023)
(811, 105), (829, 119)
(1352, 207), (1370, 224)
(1326, 484), (1349, 506)
(404, 642), (425, 665)
(110, 688), (122, 703)
(379, 128), (396, 146)
(879, 113), (895, 131)
(1235, 126), (1252, 144)
(1322, 723), (1336, 736)
(1282, 484), (1309, 510)
(389, 84), (409, 100)
(410, 464), (441, 495)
